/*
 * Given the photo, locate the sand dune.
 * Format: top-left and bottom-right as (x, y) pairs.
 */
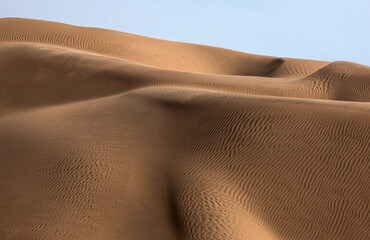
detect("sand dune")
(0, 18), (369, 240)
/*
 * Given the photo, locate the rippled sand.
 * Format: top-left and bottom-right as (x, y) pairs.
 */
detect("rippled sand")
(0, 18), (369, 240)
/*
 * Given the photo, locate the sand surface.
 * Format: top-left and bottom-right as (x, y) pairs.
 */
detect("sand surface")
(0, 18), (369, 240)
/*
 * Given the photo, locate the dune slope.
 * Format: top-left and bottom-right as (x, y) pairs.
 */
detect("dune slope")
(0, 18), (369, 240)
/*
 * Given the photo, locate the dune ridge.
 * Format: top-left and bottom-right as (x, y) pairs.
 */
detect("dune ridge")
(0, 18), (369, 240)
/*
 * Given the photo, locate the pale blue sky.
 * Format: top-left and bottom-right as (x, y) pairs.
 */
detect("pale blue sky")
(1, 0), (369, 65)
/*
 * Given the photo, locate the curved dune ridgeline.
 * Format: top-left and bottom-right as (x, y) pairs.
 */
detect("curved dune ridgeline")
(0, 18), (369, 240)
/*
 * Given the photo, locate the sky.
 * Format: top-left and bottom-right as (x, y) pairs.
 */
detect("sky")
(1, 0), (369, 65)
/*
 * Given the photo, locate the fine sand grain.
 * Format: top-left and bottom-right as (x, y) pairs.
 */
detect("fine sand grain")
(0, 18), (369, 240)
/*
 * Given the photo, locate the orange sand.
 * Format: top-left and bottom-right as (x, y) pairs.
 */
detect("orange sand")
(0, 18), (369, 240)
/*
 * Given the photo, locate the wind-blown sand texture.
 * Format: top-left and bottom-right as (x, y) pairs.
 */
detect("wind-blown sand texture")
(0, 18), (369, 240)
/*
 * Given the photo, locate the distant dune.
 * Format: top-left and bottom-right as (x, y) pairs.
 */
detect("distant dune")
(0, 18), (369, 240)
